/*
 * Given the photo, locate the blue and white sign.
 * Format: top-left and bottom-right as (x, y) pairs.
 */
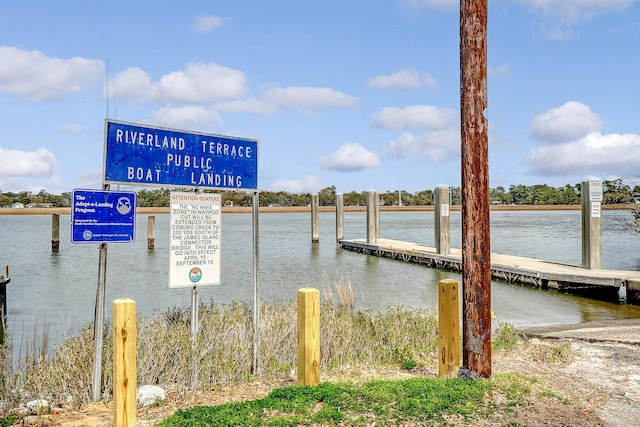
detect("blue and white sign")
(104, 119), (258, 190)
(71, 189), (136, 243)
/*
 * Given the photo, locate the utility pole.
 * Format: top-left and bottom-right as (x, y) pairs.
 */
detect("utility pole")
(460, 0), (491, 378)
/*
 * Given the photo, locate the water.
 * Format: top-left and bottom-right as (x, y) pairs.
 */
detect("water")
(1, 209), (640, 348)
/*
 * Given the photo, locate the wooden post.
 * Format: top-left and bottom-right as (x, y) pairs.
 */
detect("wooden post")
(51, 213), (60, 252)
(460, 0), (491, 378)
(147, 215), (155, 250)
(438, 279), (460, 377)
(113, 298), (136, 427)
(297, 288), (320, 386)
(581, 179), (602, 269)
(311, 193), (319, 243)
(434, 186), (451, 255)
(335, 194), (344, 242)
(0, 265), (9, 346)
(366, 191), (379, 244)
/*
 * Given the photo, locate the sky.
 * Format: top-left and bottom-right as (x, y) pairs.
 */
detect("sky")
(0, 0), (639, 196)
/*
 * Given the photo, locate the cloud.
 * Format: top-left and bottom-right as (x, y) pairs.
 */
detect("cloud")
(514, 0), (632, 24)
(525, 101), (640, 178)
(147, 106), (224, 130)
(525, 131), (640, 178)
(383, 129), (460, 163)
(0, 46), (103, 100)
(112, 62), (248, 104)
(215, 98), (277, 115)
(368, 67), (437, 90)
(372, 105), (457, 130)
(270, 175), (323, 193)
(402, 0), (457, 9)
(260, 85), (358, 112)
(489, 64), (511, 78)
(317, 143), (381, 171)
(0, 148), (56, 176)
(57, 123), (84, 135)
(191, 15), (223, 32)
(528, 101), (602, 144)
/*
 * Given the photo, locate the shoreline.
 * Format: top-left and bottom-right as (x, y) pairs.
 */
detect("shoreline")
(0, 203), (636, 215)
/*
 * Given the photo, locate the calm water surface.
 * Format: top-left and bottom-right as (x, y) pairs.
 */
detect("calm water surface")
(1, 209), (640, 347)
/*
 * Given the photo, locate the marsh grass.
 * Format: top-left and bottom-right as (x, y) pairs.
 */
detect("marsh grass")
(0, 297), (439, 416)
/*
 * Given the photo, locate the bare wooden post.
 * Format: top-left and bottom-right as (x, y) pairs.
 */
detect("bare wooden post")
(51, 213), (60, 252)
(460, 0), (491, 378)
(335, 194), (344, 242)
(581, 179), (602, 269)
(113, 298), (136, 427)
(311, 193), (319, 243)
(0, 265), (9, 346)
(366, 191), (379, 244)
(147, 215), (155, 250)
(297, 288), (320, 386)
(434, 186), (451, 255)
(438, 279), (460, 376)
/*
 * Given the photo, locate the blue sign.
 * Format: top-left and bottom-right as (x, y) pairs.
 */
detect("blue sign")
(104, 119), (258, 190)
(71, 189), (136, 243)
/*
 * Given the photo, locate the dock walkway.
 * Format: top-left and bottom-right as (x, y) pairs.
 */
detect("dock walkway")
(338, 238), (640, 293)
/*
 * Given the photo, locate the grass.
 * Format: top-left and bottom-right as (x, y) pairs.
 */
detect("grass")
(0, 277), (556, 425)
(158, 377), (508, 426)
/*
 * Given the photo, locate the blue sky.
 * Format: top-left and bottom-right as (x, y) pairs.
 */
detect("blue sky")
(0, 0), (639, 195)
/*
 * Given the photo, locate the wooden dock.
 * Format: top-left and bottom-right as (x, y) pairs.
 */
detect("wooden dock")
(339, 239), (640, 294)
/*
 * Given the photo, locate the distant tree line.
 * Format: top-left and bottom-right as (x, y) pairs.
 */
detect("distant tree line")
(1, 179), (638, 208)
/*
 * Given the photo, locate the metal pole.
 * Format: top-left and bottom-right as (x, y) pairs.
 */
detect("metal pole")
(460, 0), (491, 378)
(92, 241), (108, 401)
(252, 190), (260, 374)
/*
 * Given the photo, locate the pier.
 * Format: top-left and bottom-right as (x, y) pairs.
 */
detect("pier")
(338, 238), (640, 294)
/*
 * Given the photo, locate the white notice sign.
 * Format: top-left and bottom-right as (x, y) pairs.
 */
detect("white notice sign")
(591, 201), (601, 218)
(169, 192), (221, 288)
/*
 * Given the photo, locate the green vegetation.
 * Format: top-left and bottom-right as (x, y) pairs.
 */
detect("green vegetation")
(1, 178), (638, 207)
(159, 377), (503, 426)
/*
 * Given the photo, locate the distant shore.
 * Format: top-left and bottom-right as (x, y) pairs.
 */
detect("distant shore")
(0, 203), (637, 215)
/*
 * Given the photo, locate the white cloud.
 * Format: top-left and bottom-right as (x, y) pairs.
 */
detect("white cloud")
(402, 0), (457, 9)
(192, 15), (223, 32)
(112, 62), (248, 104)
(270, 175), (323, 193)
(489, 64), (511, 78)
(528, 101), (602, 143)
(368, 67), (437, 90)
(372, 105), (457, 130)
(215, 98), (277, 115)
(514, 0), (632, 23)
(317, 143), (381, 171)
(57, 123), (84, 135)
(260, 85), (358, 112)
(383, 129), (460, 163)
(0, 148), (56, 176)
(0, 47), (103, 100)
(147, 106), (224, 130)
(525, 131), (640, 177)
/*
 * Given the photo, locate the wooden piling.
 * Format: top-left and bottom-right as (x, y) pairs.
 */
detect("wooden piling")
(336, 194), (344, 242)
(311, 194), (319, 243)
(113, 298), (136, 427)
(434, 186), (451, 255)
(581, 179), (602, 269)
(147, 215), (155, 250)
(366, 191), (379, 244)
(297, 288), (320, 386)
(460, 0), (491, 377)
(51, 214), (60, 252)
(438, 279), (461, 376)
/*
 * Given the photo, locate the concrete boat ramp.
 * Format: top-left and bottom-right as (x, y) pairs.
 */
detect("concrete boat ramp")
(338, 238), (640, 297)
